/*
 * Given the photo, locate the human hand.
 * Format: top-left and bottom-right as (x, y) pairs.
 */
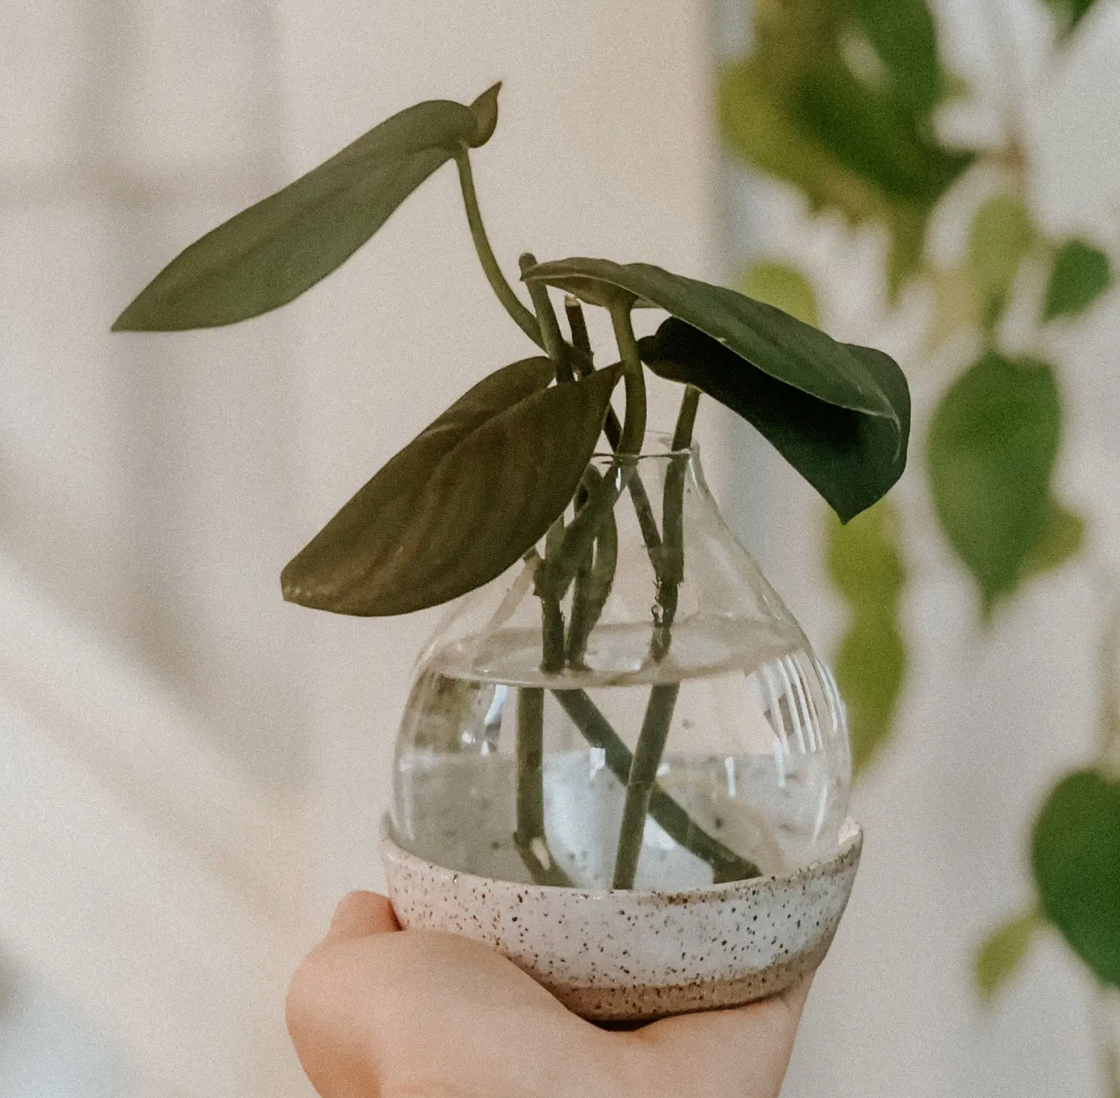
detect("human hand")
(287, 891), (810, 1098)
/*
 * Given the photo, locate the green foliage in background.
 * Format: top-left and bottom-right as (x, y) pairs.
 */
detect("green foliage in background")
(720, 0), (1119, 1034)
(927, 353), (1061, 616)
(1045, 240), (1113, 321)
(974, 910), (1041, 1001)
(719, 0), (972, 293)
(1034, 771), (1120, 988)
(827, 500), (906, 773)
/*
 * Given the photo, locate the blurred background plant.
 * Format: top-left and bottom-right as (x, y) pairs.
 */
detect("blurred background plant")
(719, 0), (1120, 1088)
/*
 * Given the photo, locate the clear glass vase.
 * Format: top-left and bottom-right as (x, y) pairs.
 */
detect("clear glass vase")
(390, 434), (850, 891)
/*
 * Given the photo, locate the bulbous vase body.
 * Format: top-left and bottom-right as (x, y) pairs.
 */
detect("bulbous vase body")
(390, 436), (850, 891)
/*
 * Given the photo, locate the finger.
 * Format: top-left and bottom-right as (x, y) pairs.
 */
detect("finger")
(626, 976), (813, 1098)
(324, 891), (400, 942)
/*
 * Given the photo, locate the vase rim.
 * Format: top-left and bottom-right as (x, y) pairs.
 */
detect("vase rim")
(592, 429), (698, 461)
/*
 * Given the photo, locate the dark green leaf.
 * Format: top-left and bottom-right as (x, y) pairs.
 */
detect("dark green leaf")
(854, 0), (942, 116)
(975, 911), (1041, 1002)
(524, 257), (902, 429)
(1044, 0), (1102, 33)
(639, 318), (909, 522)
(114, 92), (498, 331)
(827, 500), (907, 774)
(1044, 239), (1113, 321)
(282, 359), (620, 616)
(1032, 770), (1120, 988)
(741, 262), (819, 327)
(927, 353), (1060, 614)
(1023, 501), (1084, 578)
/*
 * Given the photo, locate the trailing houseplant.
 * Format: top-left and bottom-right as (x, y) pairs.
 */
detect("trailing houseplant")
(717, 0), (1120, 1075)
(114, 83), (910, 1018)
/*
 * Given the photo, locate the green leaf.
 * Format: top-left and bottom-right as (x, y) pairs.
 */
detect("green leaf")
(1044, 0), (1102, 33)
(1032, 770), (1120, 988)
(717, 1), (970, 294)
(927, 353), (1061, 614)
(114, 90), (499, 331)
(968, 194), (1034, 306)
(827, 498), (905, 602)
(854, 0), (942, 116)
(639, 318), (909, 522)
(1044, 239), (1113, 321)
(827, 500), (907, 774)
(524, 257), (902, 430)
(741, 262), (820, 327)
(281, 359), (620, 616)
(1022, 501), (1085, 578)
(975, 911), (1042, 1002)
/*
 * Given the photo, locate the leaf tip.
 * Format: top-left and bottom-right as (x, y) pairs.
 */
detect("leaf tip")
(111, 296), (148, 331)
(469, 82), (503, 147)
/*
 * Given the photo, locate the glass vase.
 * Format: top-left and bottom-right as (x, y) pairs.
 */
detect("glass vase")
(390, 434), (850, 892)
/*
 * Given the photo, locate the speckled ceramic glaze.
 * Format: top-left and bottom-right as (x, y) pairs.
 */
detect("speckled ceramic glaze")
(381, 816), (862, 1022)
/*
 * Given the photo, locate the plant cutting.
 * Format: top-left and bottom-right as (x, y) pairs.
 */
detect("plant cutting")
(114, 83), (910, 1020)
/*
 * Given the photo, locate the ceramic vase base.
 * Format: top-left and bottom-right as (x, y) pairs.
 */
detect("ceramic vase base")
(381, 817), (862, 1023)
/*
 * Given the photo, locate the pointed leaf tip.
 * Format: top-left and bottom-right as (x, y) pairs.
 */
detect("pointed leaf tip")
(469, 82), (502, 146)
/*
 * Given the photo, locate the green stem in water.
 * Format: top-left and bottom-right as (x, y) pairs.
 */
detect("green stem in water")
(613, 385), (704, 888)
(514, 686), (573, 886)
(454, 149), (541, 347)
(565, 472), (618, 668)
(612, 683), (680, 889)
(552, 689), (759, 882)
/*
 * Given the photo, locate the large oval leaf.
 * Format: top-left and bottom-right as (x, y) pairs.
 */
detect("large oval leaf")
(523, 257), (900, 430)
(1032, 770), (1120, 988)
(927, 353), (1060, 614)
(638, 317), (909, 521)
(114, 87), (501, 331)
(282, 359), (621, 616)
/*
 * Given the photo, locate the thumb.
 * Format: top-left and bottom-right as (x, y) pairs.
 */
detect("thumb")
(324, 891), (401, 942)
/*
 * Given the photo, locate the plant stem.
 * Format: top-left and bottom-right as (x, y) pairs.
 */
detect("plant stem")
(454, 149), (542, 347)
(608, 298), (647, 455)
(519, 254), (573, 382)
(514, 686), (573, 886)
(649, 388), (699, 662)
(672, 385), (700, 452)
(564, 295), (663, 562)
(612, 683), (681, 888)
(613, 385), (705, 888)
(552, 689), (759, 882)
(566, 468), (618, 668)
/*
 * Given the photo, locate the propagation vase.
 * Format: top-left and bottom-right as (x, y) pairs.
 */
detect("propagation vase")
(383, 435), (861, 1019)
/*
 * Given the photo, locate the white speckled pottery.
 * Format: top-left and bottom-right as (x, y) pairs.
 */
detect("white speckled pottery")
(382, 816), (862, 1022)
